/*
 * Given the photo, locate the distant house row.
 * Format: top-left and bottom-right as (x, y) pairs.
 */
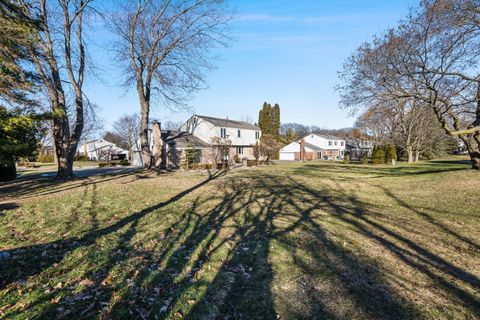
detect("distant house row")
(79, 114), (353, 166)
(280, 134), (346, 161)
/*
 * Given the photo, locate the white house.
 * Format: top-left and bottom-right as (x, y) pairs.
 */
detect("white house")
(279, 134), (346, 161)
(132, 115), (262, 167)
(79, 139), (129, 161)
(180, 115), (262, 160)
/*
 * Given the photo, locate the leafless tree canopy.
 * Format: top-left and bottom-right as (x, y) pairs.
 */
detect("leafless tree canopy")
(17, 0), (95, 178)
(109, 0), (232, 169)
(113, 113), (140, 156)
(337, 0), (480, 169)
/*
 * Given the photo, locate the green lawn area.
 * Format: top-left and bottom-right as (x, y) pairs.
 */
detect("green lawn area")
(0, 160), (479, 319)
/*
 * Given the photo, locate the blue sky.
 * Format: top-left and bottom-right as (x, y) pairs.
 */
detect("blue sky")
(85, 0), (416, 130)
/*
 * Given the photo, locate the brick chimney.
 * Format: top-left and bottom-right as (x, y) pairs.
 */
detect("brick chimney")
(300, 139), (305, 161)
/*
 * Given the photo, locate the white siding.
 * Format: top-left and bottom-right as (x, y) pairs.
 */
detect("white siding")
(303, 134), (346, 151)
(280, 141), (301, 153)
(280, 153), (295, 161)
(180, 115), (261, 146)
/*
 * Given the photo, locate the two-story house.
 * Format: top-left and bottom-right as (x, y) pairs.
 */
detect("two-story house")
(180, 115), (262, 161)
(132, 115), (262, 167)
(279, 134), (346, 161)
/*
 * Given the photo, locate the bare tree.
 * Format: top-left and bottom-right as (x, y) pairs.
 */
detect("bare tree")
(110, 0), (232, 169)
(113, 113), (140, 159)
(259, 134), (281, 163)
(162, 120), (183, 131)
(241, 115), (254, 124)
(338, 0), (480, 169)
(19, 0), (94, 179)
(205, 136), (231, 169)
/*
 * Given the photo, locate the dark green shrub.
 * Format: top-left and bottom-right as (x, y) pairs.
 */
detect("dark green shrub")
(0, 159), (16, 181)
(120, 159), (130, 166)
(98, 162), (111, 168)
(371, 146), (386, 165)
(234, 154), (241, 163)
(385, 144), (397, 162)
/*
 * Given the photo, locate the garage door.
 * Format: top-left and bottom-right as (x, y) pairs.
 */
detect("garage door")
(280, 152), (295, 161)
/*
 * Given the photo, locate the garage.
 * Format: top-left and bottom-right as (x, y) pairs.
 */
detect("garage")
(279, 141), (301, 161)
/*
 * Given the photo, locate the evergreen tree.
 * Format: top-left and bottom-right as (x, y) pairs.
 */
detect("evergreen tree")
(258, 102), (281, 159)
(0, 106), (43, 180)
(272, 103), (281, 142)
(371, 145), (386, 165)
(385, 144), (397, 163)
(0, 1), (38, 105)
(282, 127), (296, 145)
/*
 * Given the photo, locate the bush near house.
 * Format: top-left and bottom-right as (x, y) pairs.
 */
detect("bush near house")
(37, 153), (55, 163)
(371, 145), (398, 165)
(0, 107), (44, 181)
(74, 155), (89, 162)
(385, 144), (398, 163)
(371, 146), (386, 164)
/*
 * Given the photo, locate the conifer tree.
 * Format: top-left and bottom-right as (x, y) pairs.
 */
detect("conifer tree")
(258, 102), (281, 159)
(0, 1), (38, 105)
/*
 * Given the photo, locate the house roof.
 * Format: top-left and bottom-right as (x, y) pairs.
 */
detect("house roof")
(161, 130), (210, 149)
(196, 115), (260, 130)
(308, 134), (344, 141)
(304, 142), (324, 151)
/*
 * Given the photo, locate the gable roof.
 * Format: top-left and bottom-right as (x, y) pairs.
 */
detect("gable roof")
(304, 142), (324, 151)
(161, 130), (210, 149)
(196, 115), (260, 130)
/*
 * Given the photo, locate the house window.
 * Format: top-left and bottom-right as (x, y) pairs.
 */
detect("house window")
(334, 141), (338, 146)
(341, 141), (344, 147)
(220, 128), (227, 138)
(238, 130), (241, 138)
(255, 131), (260, 139)
(236, 147), (243, 155)
(328, 141), (332, 146)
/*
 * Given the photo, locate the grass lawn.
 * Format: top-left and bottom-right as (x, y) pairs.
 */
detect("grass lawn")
(0, 159), (479, 319)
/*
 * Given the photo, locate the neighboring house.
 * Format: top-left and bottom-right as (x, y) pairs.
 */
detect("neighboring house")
(180, 115), (262, 161)
(79, 139), (129, 161)
(346, 138), (375, 161)
(279, 134), (346, 161)
(132, 115), (262, 167)
(131, 128), (210, 167)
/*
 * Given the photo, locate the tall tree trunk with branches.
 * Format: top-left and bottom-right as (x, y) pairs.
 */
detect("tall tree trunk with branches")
(110, 0), (232, 170)
(22, 0), (92, 179)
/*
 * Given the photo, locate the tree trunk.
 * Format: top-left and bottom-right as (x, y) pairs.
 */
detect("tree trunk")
(415, 151), (420, 162)
(407, 147), (414, 163)
(139, 99), (152, 169)
(55, 138), (75, 179)
(471, 152), (480, 170)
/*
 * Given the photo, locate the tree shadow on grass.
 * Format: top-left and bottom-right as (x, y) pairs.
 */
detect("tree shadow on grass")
(0, 171), (226, 291)
(293, 161), (470, 180)
(0, 168), (143, 201)
(2, 169), (479, 319)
